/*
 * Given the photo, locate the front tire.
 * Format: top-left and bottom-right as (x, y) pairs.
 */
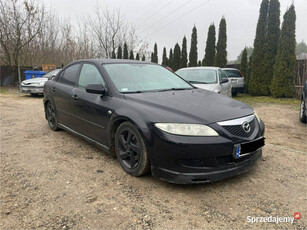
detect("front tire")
(299, 99), (307, 123)
(115, 122), (150, 177)
(46, 101), (60, 131)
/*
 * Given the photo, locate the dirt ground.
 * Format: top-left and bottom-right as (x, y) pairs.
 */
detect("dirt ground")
(0, 90), (306, 229)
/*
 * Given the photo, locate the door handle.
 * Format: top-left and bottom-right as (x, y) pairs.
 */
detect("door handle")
(72, 94), (79, 100)
(52, 87), (56, 92)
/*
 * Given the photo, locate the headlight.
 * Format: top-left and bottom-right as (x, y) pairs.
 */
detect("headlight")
(154, 123), (219, 136)
(254, 111), (261, 123)
(32, 82), (44, 86)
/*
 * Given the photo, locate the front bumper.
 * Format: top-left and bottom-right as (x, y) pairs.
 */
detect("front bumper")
(20, 85), (44, 94)
(152, 149), (262, 184)
(147, 120), (265, 184)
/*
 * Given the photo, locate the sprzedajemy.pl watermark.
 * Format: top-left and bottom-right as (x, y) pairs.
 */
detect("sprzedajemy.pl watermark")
(247, 212), (301, 224)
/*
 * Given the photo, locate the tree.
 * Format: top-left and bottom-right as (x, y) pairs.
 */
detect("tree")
(88, 7), (124, 58)
(162, 47), (168, 65)
(117, 45), (122, 59)
(135, 53), (140, 60)
(249, 0), (269, 95)
(271, 5), (296, 98)
(245, 54), (253, 93)
(0, 0), (45, 83)
(173, 43), (181, 71)
(111, 50), (116, 58)
(129, 50), (134, 60)
(188, 26), (198, 67)
(152, 43), (158, 63)
(296, 40), (307, 55)
(240, 48), (248, 79)
(214, 18), (227, 67)
(142, 55), (145, 61)
(180, 36), (188, 68)
(236, 47), (253, 62)
(202, 24), (216, 66)
(169, 48), (173, 69)
(262, 0), (280, 94)
(123, 42), (128, 59)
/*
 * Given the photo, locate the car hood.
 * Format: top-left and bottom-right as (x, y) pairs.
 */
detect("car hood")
(192, 83), (218, 92)
(22, 78), (48, 84)
(123, 88), (253, 124)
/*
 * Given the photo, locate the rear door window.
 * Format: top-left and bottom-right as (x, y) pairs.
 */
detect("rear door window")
(224, 70), (242, 78)
(61, 64), (80, 85)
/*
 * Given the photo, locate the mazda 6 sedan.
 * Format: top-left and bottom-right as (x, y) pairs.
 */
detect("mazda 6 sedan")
(43, 59), (265, 184)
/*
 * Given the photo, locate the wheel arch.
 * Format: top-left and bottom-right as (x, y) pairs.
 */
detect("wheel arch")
(107, 116), (150, 155)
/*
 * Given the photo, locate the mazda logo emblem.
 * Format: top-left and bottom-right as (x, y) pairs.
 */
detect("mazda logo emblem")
(242, 121), (251, 133)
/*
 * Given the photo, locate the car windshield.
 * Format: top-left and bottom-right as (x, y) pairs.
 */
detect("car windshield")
(103, 63), (193, 93)
(223, 69), (242, 78)
(176, 69), (217, 84)
(43, 69), (60, 79)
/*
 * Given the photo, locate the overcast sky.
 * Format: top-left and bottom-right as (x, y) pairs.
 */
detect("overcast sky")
(43, 0), (307, 62)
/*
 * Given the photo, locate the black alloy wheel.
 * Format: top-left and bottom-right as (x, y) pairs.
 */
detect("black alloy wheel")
(115, 122), (150, 176)
(47, 101), (59, 131)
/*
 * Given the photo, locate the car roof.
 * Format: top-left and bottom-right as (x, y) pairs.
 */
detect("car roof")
(222, 68), (239, 71)
(70, 59), (154, 65)
(176, 66), (221, 71)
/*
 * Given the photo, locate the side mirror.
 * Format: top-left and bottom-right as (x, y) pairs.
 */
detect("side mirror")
(86, 84), (106, 95)
(220, 78), (229, 84)
(49, 75), (56, 80)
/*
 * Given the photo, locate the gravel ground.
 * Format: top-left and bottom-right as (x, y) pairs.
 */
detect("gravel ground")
(0, 91), (306, 229)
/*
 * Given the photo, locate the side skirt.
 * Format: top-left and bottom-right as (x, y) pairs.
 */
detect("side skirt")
(58, 123), (111, 154)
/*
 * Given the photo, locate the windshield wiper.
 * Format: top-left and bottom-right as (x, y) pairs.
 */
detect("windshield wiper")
(121, 90), (143, 94)
(158, 88), (191, 92)
(188, 80), (208, 84)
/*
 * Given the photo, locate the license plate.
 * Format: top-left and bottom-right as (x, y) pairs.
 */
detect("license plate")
(233, 137), (265, 159)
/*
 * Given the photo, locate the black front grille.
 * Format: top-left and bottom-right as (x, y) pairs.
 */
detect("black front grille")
(222, 118), (256, 137)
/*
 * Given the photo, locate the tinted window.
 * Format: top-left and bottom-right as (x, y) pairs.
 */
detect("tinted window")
(61, 64), (80, 85)
(176, 69), (217, 84)
(78, 64), (105, 88)
(104, 64), (192, 93)
(223, 69), (242, 78)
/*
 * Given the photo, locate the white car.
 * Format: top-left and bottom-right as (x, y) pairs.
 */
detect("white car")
(175, 67), (232, 97)
(222, 68), (245, 96)
(20, 69), (61, 95)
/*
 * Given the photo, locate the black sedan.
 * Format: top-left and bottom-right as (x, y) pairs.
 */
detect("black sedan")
(43, 59), (265, 184)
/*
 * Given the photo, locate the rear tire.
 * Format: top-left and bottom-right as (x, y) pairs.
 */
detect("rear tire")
(232, 91), (238, 97)
(115, 122), (150, 177)
(46, 101), (60, 131)
(299, 99), (307, 123)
